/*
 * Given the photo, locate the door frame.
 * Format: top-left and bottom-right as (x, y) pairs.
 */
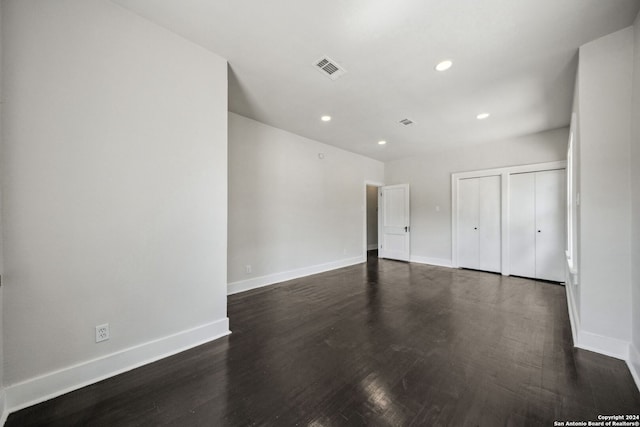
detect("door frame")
(451, 160), (566, 275)
(363, 180), (385, 260)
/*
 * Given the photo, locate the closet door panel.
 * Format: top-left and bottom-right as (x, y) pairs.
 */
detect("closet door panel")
(478, 175), (501, 272)
(457, 178), (479, 269)
(535, 170), (566, 281)
(509, 173), (536, 278)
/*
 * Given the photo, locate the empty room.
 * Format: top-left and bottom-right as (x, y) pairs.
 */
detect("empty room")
(1, 0), (640, 425)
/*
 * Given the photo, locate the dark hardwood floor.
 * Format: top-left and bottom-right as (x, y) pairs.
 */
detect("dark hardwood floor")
(7, 252), (640, 426)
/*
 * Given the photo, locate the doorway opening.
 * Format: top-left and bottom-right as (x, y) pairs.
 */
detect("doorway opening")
(364, 182), (411, 262)
(364, 182), (383, 260)
(366, 184), (379, 256)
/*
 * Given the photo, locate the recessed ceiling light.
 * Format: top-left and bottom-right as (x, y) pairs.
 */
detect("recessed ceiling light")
(435, 60), (453, 71)
(321, 115), (331, 122)
(378, 140), (387, 145)
(476, 113), (490, 120)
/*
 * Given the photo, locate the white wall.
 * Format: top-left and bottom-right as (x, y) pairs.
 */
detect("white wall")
(366, 186), (378, 249)
(228, 113), (384, 292)
(630, 13), (640, 383)
(385, 128), (568, 266)
(0, 0), (5, 420)
(2, 0), (229, 410)
(571, 26), (634, 357)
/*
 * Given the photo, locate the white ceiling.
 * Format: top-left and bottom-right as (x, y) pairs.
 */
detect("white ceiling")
(114, 0), (640, 162)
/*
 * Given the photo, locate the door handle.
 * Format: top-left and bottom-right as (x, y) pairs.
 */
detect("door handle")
(474, 227), (478, 230)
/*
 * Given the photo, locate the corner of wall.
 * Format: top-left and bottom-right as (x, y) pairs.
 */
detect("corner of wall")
(0, 390), (6, 426)
(575, 331), (630, 360)
(628, 342), (640, 392)
(566, 245), (631, 361)
(564, 275), (580, 347)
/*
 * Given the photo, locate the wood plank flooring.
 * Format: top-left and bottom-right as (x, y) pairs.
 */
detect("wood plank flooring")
(7, 253), (640, 426)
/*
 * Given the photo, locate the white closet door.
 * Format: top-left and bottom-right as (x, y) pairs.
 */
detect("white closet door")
(457, 175), (501, 271)
(535, 170), (566, 281)
(457, 178), (479, 269)
(509, 173), (536, 278)
(478, 176), (501, 273)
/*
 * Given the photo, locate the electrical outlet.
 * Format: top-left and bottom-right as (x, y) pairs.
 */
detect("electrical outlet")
(245, 265), (252, 274)
(95, 324), (109, 343)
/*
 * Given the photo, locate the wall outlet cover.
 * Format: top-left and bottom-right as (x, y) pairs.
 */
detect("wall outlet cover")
(96, 324), (110, 343)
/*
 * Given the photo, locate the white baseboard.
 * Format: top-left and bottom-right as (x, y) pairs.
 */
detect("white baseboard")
(228, 256), (365, 295)
(575, 330), (629, 360)
(409, 255), (452, 268)
(4, 318), (230, 415)
(628, 342), (640, 392)
(563, 279), (630, 361)
(0, 389), (7, 427)
(564, 279), (638, 388)
(367, 244), (378, 251)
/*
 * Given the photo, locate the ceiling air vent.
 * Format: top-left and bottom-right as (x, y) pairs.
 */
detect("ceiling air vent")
(399, 118), (414, 126)
(314, 56), (346, 80)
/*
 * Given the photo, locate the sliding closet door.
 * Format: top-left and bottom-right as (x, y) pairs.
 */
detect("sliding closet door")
(478, 176), (501, 272)
(457, 175), (501, 272)
(509, 173), (536, 278)
(535, 170), (566, 281)
(509, 169), (566, 281)
(457, 178), (480, 269)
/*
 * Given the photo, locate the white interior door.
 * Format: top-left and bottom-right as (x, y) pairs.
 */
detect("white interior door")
(379, 184), (410, 261)
(457, 178), (480, 269)
(478, 176), (502, 272)
(535, 170), (566, 281)
(509, 173), (536, 278)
